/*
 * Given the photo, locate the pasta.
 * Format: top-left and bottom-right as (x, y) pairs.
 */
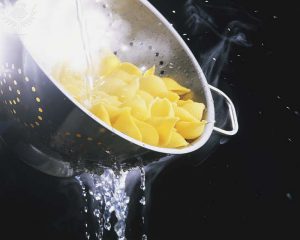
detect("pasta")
(54, 54), (207, 148)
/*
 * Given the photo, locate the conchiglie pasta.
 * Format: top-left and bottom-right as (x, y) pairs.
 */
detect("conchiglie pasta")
(176, 120), (207, 140)
(113, 109), (142, 141)
(54, 54), (207, 149)
(134, 119), (159, 146)
(90, 103), (111, 126)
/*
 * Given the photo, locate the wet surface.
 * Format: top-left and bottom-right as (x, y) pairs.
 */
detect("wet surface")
(0, 0), (299, 239)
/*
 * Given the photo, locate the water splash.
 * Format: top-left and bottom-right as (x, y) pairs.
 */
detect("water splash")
(76, 175), (92, 239)
(140, 167), (146, 192)
(139, 163), (147, 239)
(91, 169), (130, 240)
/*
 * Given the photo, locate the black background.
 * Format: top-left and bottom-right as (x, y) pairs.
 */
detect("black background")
(0, 0), (299, 239)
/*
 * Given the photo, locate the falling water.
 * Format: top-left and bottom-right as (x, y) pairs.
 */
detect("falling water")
(139, 166), (147, 239)
(75, 0), (95, 106)
(90, 169), (130, 240)
(76, 175), (92, 239)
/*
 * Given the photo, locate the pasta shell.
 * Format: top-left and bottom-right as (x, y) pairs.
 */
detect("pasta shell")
(144, 66), (156, 77)
(178, 100), (205, 120)
(113, 109), (142, 141)
(174, 105), (199, 122)
(124, 95), (150, 121)
(150, 98), (175, 118)
(162, 77), (191, 95)
(134, 118), (159, 146)
(118, 62), (142, 76)
(140, 75), (168, 97)
(176, 120), (207, 140)
(98, 54), (121, 77)
(90, 103), (111, 126)
(147, 117), (179, 146)
(165, 130), (189, 148)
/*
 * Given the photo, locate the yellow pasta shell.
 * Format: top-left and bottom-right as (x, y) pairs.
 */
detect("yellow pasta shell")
(134, 118), (159, 146)
(150, 98), (175, 118)
(147, 117), (179, 146)
(174, 105), (199, 122)
(144, 66), (156, 77)
(165, 130), (189, 148)
(124, 95), (150, 121)
(137, 90), (154, 107)
(178, 100), (205, 120)
(176, 120), (207, 140)
(118, 62), (142, 76)
(98, 54), (121, 77)
(113, 109), (142, 141)
(90, 103), (111, 126)
(162, 77), (191, 95)
(140, 75), (168, 97)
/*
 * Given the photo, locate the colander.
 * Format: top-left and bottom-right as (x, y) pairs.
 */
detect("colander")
(0, 0), (238, 176)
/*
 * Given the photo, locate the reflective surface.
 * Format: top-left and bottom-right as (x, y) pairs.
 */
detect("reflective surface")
(0, 0), (299, 239)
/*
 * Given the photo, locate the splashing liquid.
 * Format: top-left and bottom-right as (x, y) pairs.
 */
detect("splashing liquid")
(75, 0), (95, 106)
(139, 165), (147, 240)
(91, 169), (130, 240)
(76, 176), (92, 239)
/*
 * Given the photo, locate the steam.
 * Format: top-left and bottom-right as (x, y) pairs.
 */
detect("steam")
(184, 0), (255, 86)
(21, 0), (131, 72)
(183, 0), (256, 132)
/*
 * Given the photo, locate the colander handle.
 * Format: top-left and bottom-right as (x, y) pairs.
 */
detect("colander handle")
(209, 85), (239, 136)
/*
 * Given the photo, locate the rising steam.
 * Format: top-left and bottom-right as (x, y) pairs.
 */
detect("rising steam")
(184, 0), (256, 85)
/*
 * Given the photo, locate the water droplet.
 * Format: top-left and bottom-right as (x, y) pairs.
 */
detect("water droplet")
(172, 10), (176, 14)
(94, 209), (101, 218)
(104, 222), (111, 231)
(273, 15), (278, 19)
(84, 206), (88, 213)
(294, 110), (300, 117)
(287, 138), (293, 143)
(212, 58), (216, 61)
(142, 234), (148, 240)
(140, 167), (146, 191)
(276, 95), (281, 100)
(140, 197), (146, 206)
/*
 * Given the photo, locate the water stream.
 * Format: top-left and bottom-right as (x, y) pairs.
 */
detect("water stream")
(75, 0), (95, 106)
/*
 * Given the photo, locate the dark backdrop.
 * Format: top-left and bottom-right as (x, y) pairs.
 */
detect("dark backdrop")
(0, 0), (299, 239)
